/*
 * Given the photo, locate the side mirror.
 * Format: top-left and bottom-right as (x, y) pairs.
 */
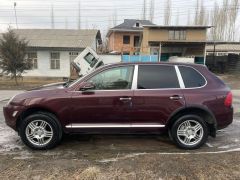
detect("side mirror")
(79, 82), (95, 91)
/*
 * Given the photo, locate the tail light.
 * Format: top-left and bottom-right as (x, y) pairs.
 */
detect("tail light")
(224, 92), (232, 107)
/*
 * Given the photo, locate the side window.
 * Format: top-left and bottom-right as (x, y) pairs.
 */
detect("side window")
(178, 66), (206, 88)
(87, 66), (134, 90)
(138, 65), (180, 89)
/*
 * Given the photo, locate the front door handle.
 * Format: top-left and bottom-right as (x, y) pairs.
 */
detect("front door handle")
(119, 97), (132, 101)
(169, 95), (182, 100)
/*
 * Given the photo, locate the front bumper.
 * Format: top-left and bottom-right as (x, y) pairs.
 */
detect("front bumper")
(3, 104), (25, 131)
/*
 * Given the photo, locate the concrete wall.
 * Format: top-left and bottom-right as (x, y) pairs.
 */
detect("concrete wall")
(23, 51), (75, 78)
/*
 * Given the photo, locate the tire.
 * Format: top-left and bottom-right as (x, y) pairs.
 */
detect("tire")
(19, 112), (62, 150)
(170, 114), (208, 150)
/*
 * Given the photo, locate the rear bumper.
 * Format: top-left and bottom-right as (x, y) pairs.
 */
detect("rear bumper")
(216, 106), (233, 130)
(3, 104), (25, 131)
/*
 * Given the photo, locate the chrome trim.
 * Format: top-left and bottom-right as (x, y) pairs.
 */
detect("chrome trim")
(177, 65), (208, 90)
(12, 111), (18, 117)
(175, 65), (185, 89)
(131, 65), (138, 90)
(65, 123), (165, 128)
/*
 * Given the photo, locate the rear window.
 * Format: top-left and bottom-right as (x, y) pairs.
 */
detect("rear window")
(137, 65), (180, 89)
(179, 66), (206, 88)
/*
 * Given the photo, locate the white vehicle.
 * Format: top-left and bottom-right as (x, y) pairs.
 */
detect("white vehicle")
(72, 47), (104, 77)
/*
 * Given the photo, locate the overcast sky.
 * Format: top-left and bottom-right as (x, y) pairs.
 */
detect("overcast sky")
(0, 0), (237, 38)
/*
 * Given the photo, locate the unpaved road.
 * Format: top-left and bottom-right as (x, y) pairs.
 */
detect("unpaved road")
(0, 97), (240, 179)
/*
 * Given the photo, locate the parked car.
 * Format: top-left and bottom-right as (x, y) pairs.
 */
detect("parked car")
(3, 62), (233, 150)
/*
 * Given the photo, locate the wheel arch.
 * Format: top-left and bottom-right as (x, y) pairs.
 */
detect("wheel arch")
(16, 106), (61, 132)
(166, 105), (217, 137)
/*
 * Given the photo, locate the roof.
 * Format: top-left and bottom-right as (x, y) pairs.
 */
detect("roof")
(144, 25), (212, 29)
(10, 29), (101, 49)
(206, 42), (240, 52)
(106, 19), (155, 36)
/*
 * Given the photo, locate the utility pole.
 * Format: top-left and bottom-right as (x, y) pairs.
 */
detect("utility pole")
(14, 2), (18, 29)
(142, 0), (146, 20)
(78, 1), (81, 29)
(51, 4), (55, 29)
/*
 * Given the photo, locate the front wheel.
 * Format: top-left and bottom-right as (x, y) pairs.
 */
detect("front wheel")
(19, 112), (62, 150)
(170, 115), (208, 150)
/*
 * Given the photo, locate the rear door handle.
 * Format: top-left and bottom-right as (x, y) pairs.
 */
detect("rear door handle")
(169, 95), (182, 100)
(119, 97), (132, 101)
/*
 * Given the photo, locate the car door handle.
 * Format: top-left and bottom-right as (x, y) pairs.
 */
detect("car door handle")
(119, 97), (132, 101)
(169, 95), (183, 100)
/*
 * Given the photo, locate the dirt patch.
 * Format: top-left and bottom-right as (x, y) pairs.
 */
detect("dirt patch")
(0, 152), (240, 179)
(0, 77), (63, 90)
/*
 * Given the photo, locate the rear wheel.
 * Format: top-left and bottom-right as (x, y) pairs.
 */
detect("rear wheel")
(170, 115), (208, 149)
(19, 112), (62, 150)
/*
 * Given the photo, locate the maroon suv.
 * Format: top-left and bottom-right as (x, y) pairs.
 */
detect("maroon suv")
(3, 62), (233, 150)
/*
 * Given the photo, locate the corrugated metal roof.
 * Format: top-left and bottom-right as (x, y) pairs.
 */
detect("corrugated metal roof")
(206, 43), (240, 52)
(11, 29), (100, 48)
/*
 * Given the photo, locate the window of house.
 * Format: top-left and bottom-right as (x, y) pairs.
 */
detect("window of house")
(123, 35), (130, 44)
(136, 22), (140, 27)
(178, 66), (206, 88)
(87, 66), (134, 90)
(134, 36), (140, 47)
(137, 65), (180, 89)
(50, 52), (60, 69)
(27, 52), (38, 69)
(69, 52), (79, 62)
(169, 30), (186, 40)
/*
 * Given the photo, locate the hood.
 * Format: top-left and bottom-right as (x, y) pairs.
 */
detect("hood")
(29, 82), (66, 91)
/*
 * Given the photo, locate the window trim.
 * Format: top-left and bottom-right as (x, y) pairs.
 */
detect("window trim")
(134, 64), (207, 91)
(177, 65), (207, 89)
(27, 51), (38, 69)
(75, 64), (207, 92)
(84, 65), (135, 91)
(123, 35), (130, 44)
(50, 52), (60, 70)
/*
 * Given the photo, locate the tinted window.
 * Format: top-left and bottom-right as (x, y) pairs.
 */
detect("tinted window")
(137, 65), (179, 89)
(88, 66), (134, 90)
(179, 66), (206, 88)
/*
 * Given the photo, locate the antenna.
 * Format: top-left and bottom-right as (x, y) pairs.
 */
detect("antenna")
(14, 2), (18, 29)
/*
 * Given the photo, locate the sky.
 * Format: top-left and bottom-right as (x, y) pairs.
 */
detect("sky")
(0, 0), (237, 38)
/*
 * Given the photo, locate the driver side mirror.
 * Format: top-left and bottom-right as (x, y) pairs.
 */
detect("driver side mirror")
(79, 82), (95, 91)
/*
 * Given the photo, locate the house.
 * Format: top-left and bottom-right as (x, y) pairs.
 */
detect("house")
(107, 20), (211, 64)
(141, 25), (211, 64)
(206, 42), (240, 56)
(106, 19), (155, 55)
(12, 29), (102, 78)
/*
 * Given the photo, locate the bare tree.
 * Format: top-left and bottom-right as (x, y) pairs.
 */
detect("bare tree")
(113, 8), (118, 26)
(164, 0), (171, 25)
(149, 0), (155, 22)
(187, 8), (191, 25)
(175, 10), (179, 25)
(194, 0), (200, 25)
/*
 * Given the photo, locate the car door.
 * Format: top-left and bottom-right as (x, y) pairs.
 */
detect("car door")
(132, 64), (185, 126)
(69, 65), (135, 129)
